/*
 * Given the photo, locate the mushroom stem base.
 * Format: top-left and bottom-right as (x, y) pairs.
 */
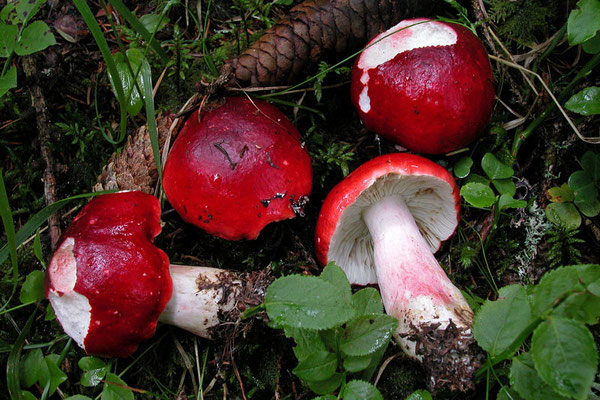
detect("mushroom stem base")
(362, 195), (479, 390)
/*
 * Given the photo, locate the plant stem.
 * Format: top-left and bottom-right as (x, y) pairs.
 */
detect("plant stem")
(511, 51), (600, 161)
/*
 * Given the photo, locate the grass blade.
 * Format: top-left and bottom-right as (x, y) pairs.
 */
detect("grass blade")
(140, 53), (162, 183)
(7, 309), (37, 399)
(107, 0), (169, 63)
(0, 170), (18, 312)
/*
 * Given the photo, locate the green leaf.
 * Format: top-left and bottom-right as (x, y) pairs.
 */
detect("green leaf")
(464, 173), (490, 186)
(583, 31), (600, 53)
(492, 178), (516, 196)
(20, 349), (44, 387)
(531, 317), (597, 399)
(38, 354), (67, 395)
(306, 372), (344, 395)
(0, 3), (19, 24)
(313, 396), (337, 400)
(65, 396), (93, 400)
(20, 391), (38, 400)
(139, 14), (169, 34)
(33, 229), (46, 268)
(0, 65), (17, 97)
(547, 184), (575, 203)
(532, 264), (600, 323)
(320, 263), (352, 303)
(15, 21), (56, 56)
(496, 387), (524, 400)
(351, 287), (384, 316)
(0, 23), (17, 57)
(498, 194), (527, 210)
(581, 151), (600, 181)
(101, 373), (134, 400)
(340, 314), (397, 357)
(482, 152), (514, 180)
(343, 354), (372, 373)
(460, 182), (496, 208)
(284, 327), (327, 361)
(565, 87), (600, 115)
(265, 275), (355, 330)
(293, 351), (337, 382)
(473, 285), (533, 358)
(108, 49), (146, 116)
(19, 270), (46, 303)
(16, 0), (44, 24)
(79, 357), (108, 387)
(569, 170), (600, 217)
(510, 352), (567, 400)
(454, 156), (473, 178)
(567, 0), (600, 45)
(342, 380), (383, 400)
(405, 389), (433, 400)
(545, 202), (582, 230)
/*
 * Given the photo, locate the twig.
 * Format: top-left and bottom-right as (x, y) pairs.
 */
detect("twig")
(21, 56), (62, 250)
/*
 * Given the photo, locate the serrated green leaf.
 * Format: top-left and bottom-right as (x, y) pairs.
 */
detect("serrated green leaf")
(320, 263), (352, 303)
(405, 389), (433, 400)
(306, 372), (343, 395)
(460, 182), (496, 208)
(492, 179), (516, 196)
(531, 318), (597, 399)
(498, 194), (527, 210)
(473, 285), (533, 358)
(342, 380), (383, 400)
(352, 287), (384, 316)
(265, 275), (355, 330)
(101, 373), (134, 400)
(293, 351), (337, 382)
(19, 270), (45, 303)
(340, 314), (397, 357)
(0, 23), (17, 57)
(532, 264), (600, 317)
(482, 152), (514, 180)
(319, 329), (339, 353)
(20, 349), (43, 388)
(547, 184), (575, 203)
(567, 0), (600, 45)
(343, 354), (372, 373)
(358, 343), (386, 382)
(454, 156), (473, 178)
(510, 352), (567, 400)
(15, 21), (56, 56)
(565, 87), (600, 115)
(0, 65), (17, 97)
(284, 326), (327, 361)
(554, 290), (600, 325)
(545, 202), (582, 230)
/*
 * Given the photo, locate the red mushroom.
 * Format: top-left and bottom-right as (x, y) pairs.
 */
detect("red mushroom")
(162, 96), (313, 241)
(315, 153), (479, 391)
(46, 191), (265, 358)
(350, 18), (495, 155)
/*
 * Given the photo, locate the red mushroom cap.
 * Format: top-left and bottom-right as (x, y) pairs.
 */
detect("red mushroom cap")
(315, 153), (460, 285)
(351, 18), (495, 154)
(45, 191), (172, 358)
(162, 96), (313, 240)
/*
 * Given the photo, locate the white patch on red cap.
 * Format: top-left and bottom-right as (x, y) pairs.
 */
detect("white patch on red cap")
(357, 19), (458, 113)
(47, 237), (92, 350)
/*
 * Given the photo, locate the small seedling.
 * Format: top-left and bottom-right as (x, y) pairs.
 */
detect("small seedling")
(546, 151), (600, 229)
(248, 263), (397, 398)
(456, 152), (527, 211)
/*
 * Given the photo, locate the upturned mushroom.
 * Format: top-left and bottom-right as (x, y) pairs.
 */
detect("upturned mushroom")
(162, 96), (313, 241)
(315, 153), (480, 391)
(350, 18), (495, 154)
(46, 191), (268, 358)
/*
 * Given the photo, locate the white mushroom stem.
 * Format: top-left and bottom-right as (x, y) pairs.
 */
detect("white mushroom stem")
(159, 265), (256, 338)
(362, 195), (473, 358)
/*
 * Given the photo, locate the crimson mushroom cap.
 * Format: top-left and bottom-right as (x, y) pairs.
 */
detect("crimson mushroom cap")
(351, 18), (495, 154)
(162, 96), (313, 241)
(315, 153), (460, 285)
(45, 191), (172, 358)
